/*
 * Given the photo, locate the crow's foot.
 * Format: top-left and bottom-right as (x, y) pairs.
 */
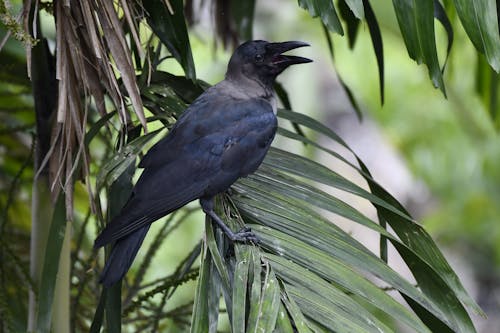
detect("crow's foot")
(232, 226), (259, 243)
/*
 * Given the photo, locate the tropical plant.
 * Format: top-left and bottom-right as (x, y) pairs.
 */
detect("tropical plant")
(1, 0), (498, 332)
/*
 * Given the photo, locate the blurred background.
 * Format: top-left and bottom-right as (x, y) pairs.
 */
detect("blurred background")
(1, 0), (499, 332)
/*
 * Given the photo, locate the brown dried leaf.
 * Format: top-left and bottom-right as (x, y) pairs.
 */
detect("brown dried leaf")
(99, 0), (147, 131)
(28, 0), (150, 216)
(120, 0), (145, 60)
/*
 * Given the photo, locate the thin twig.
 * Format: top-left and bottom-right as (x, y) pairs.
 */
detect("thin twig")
(0, 29), (11, 52)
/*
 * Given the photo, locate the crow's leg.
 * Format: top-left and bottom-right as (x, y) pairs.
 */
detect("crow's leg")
(206, 210), (259, 242)
(200, 197), (259, 243)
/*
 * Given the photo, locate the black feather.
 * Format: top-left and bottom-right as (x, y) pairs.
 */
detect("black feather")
(94, 40), (311, 287)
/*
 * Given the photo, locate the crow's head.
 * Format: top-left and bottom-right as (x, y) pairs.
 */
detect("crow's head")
(226, 40), (312, 87)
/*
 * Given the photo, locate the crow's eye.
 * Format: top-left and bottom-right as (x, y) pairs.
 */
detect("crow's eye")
(255, 54), (264, 62)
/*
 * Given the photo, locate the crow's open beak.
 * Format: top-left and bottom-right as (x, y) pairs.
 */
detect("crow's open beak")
(266, 41), (312, 67)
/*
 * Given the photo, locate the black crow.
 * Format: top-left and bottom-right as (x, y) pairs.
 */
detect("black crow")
(94, 40), (311, 287)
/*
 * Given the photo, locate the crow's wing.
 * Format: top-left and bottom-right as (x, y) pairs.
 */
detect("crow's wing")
(94, 158), (210, 248)
(138, 88), (218, 169)
(94, 97), (276, 248)
(219, 109), (277, 176)
(139, 90), (274, 169)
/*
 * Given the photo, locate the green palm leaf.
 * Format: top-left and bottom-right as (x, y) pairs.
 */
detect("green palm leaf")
(5, 0), (498, 331)
(92, 72), (479, 332)
(192, 126), (475, 331)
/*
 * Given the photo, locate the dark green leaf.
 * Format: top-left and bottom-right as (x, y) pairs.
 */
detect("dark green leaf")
(285, 282), (392, 333)
(394, 242), (474, 332)
(0, 47), (30, 87)
(415, 0), (446, 92)
(233, 181), (454, 327)
(190, 242), (211, 333)
(392, 0), (446, 93)
(475, 53), (500, 128)
(403, 296), (454, 333)
(269, 255), (430, 333)
(147, 71), (207, 103)
(203, 218), (229, 332)
(280, 290), (313, 333)
(364, 0), (385, 104)
(35, 195), (66, 333)
(143, 0), (196, 80)
(248, 263), (280, 332)
(207, 259), (221, 333)
(357, 160), (483, 319)
(274, 82), (306, 139)
(342, 0), (364, 19)
(338, 73), (363, 119)
(277, 108), (349, 148)
(298, 0), (344, 34)
(338, 0), (360, 49)
(85, 111), (116, 147)
(252, 221), (455, 331)
(232, 245), (251, 333)
(277, 108), (483, 319)
(102, 156), (136, 333)
(391, 0), (419, 60)
(490, 71), (499, 129)
(141, 86), (188, 120)
(274, 302), (294, 333)
(263, 148), (412, 221)
(246, 247), (262, 331)
(321, 23), (335, 61)
(452, 0), (500, 71)
(205, 217), (232, 293)
(96, 129), (162, 190)
(354, 161), (480, 331)
(433, 0), (454, 72)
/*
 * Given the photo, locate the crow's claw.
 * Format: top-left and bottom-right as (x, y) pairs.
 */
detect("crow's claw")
(232, 227), (259, 243)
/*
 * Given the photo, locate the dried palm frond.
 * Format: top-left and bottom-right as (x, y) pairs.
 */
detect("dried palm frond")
(24, 0), (147, 218)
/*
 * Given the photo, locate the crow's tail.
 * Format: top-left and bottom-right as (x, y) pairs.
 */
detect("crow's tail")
(99, 225), (150, 287)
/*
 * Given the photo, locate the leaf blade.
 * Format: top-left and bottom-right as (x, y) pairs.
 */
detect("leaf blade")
(253, 265), (281, 332)
(298, 0), (344, 34)
(35, 195), (66, 333)
(143, 0), (196, 79)
(392, 0), (445, 93)
(232, 246), (251, 333)
(364, 0), (385, 104)
(190, 242), (211, 333)
(343, 0), (365, 19)
(453, 0), (500, 71)
(276, 108), (482, 324)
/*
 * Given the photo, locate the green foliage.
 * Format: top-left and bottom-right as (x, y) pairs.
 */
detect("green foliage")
(298, 0), (344, 34)
(392, 0), (446, 93)
(35, 196), (66, 333)
(143, 0), (196, 80)
(453, 0), (500, 72)
(2, 0), (499, 332)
